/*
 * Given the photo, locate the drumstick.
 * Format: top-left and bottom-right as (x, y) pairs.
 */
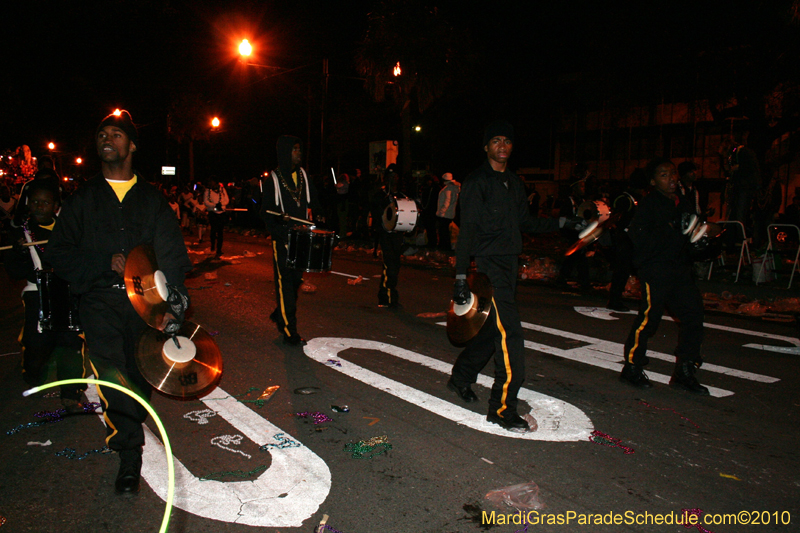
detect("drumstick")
(0, 240), (48, 251)
(331, 167), (337, 185)
(227, 208), (249, 212)
(262, 209), (314, 225)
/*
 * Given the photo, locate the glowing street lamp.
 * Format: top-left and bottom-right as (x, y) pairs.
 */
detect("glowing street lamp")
(76, 157), (82, 164)
(239, 39), (252, 58)
(47, 142), (55, 151)
(393, 62), (402, 77)
(414, 125), (421, 132)
(211, 117), (221, 129)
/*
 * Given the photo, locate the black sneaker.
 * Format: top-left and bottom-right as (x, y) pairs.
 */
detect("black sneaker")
(61, 398), (85, 415)
(486, 410), (529, 432)
(619, 363), (652, 388)
(283, 333), (307, 346)
(447, 379), (478, 403)
(115, 449), (142, 495)
(607, 301), (630, 312)
(670, 362), (710, 395)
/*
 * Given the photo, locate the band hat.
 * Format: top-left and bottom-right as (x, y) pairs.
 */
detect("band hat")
(97, 110), (139, 147)
(483, 120), (514, 146)
(442, 172), (454, 181)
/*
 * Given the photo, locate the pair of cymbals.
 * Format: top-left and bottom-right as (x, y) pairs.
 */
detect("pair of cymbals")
(124, 244), (223, 397)
(446, 272), (493, 346)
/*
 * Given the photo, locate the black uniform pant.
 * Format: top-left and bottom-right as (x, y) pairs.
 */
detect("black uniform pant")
(451, 255), (526, 418)
(378, 230), (403, 306)
(80, 289), (151, 451)
(608, 230), (634, 305)
(20, 291), (85, 400)
(623, 268), (704, 367)
(271, 240), (304, 337)
(559, 230), (590, 288)
(436, 217), (453, 250)
(208, 212), (227, 254)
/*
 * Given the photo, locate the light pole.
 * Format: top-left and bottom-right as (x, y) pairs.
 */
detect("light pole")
(237, 38), (329, 173)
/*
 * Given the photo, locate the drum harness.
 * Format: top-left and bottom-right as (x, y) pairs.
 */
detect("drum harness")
(272, 168), (311, 210)
(22, 221), (44, 294)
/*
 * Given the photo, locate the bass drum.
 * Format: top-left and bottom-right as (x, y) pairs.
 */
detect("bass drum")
(576, 199), (611, 223)
(286, 226), (337, 273)
(381, 197), (419, 233)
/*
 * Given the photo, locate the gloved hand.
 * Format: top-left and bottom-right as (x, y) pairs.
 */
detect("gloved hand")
(162, 284), (189, 334)
(560, 216), (589, 232)
(453, 278), (471, 306)
(12, 238), (26, 254)
(277, 212), (292, 223)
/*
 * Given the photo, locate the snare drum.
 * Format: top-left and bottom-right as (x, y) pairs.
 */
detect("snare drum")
(36, 270), (81, 331)
(287, 226), (337, 273)
(381, 197), (419, 233)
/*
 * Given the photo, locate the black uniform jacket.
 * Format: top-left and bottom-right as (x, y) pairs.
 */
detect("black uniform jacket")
(260, 167), (320, 243)
(455, 159), (558, 276)
(44, 174), (192, 296)
(627, 190), (693, 276)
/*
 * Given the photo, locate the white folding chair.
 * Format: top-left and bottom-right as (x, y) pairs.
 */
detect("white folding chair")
(708, 220), (751, 283)
(756, 224), (800, 289)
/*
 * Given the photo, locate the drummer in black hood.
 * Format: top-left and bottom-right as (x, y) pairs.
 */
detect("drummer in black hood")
(260, 135), (319, 345)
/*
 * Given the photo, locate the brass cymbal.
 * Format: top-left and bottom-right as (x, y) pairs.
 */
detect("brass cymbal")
(446, 272), (493, 346)
(124, 245), (170, 329)
(135, 321), (223, 398)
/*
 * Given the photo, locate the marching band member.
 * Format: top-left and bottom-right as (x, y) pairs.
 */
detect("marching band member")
(4, 179), (86, 411)
(46, 111), (192, 494)
(369, 163), (404, 308)
(448, 121), (582, 432)
(260, 135), (319, 345)
(619, 157), (709, 395)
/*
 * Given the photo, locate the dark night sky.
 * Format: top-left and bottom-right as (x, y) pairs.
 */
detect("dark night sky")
(1, 0), (790, 181)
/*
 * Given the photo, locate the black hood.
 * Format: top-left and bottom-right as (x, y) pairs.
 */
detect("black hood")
(276, 135), (302, 177)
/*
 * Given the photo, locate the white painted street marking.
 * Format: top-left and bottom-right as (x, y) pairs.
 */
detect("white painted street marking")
(523, 321), (778, 384)
(330, 270), (370, 280)
(575, 306), (800, 350)
(85, 384), (331, 527)
(304, 338), (594, 441)
(743, 344), (800, 354)
(435, 318), (778, 398)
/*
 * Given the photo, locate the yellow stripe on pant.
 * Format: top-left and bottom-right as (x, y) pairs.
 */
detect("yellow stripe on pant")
(273, 241), (291, 336)
(492, 297), (512, 417)
(90, 361), (118, 446)
(626, 282), (652, 364)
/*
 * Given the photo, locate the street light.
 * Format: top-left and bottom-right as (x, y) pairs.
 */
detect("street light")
(211, 117), (221, 129)
(75, 157), (82, 164)
(414, 125), (421, 132)
(47, 142), (55, 151)
(238, 39), (252, 57)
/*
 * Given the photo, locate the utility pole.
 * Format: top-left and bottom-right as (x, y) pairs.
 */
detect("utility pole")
(320, 58), (329, 174)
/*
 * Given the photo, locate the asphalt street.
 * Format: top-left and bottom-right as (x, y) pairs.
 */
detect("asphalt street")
(1, 232), (798, 533)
